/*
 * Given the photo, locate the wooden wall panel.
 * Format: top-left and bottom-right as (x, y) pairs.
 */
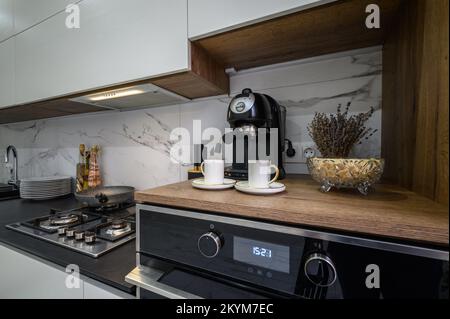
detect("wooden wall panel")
(381, 1), (419, 189)
(435, 0), (450, 205)
(413, 0), (449, 205)
(382, 0), (449, 206)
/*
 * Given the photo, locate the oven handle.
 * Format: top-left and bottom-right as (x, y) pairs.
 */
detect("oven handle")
(125, 266), (203, 299)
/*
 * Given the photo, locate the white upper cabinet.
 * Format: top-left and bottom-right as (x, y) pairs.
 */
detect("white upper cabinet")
(188, 0), (335, 39)
(0, 0), (13, 42)
(13, 0), (75, 35)
(0, 38), (14, 108)
(14, 0), (188, 105)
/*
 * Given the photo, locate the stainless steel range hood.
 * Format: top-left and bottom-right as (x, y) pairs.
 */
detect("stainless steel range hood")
(70, 83), (189, 110)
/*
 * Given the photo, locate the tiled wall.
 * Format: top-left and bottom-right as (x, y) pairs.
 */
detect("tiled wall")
(0, 47), (382, 190)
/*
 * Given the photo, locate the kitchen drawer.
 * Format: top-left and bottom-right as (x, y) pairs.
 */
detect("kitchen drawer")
(14, 0), (189, 105)
(188, 0), (335, 39)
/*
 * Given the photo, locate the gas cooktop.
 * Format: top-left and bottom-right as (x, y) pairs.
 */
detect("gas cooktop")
(6, 204), (136, 258)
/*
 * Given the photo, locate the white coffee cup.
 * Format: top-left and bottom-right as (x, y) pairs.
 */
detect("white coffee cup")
(248, 160), (280, 189)
(200, 159), (225, 185)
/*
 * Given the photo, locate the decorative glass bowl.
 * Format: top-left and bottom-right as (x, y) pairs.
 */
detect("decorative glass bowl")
(307, 158), (385, 195)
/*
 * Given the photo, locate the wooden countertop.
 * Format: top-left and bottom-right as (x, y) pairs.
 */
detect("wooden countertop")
(135, 176), (449, 247)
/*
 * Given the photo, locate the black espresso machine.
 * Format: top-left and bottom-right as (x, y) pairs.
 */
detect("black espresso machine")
(225, 88), (286, 180)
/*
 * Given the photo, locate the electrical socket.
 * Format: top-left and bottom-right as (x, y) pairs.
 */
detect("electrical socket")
(301, 143), (317, 162)
(284, 142), (301, 163)
(303, 147), (316, 160)
(284, 142), (318, 163)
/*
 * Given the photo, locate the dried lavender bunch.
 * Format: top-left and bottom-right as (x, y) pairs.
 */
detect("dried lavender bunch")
(307, 102), (377, 158)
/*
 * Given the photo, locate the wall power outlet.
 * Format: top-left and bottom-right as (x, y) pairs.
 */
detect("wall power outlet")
(284, 142), (318, 163)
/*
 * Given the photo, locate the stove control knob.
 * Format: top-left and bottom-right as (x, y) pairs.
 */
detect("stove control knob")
(304, 253), (337, 287)
(198, 232), (222, 258)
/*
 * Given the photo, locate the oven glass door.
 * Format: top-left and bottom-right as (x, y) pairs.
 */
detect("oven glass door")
(127, 263), (272, 299)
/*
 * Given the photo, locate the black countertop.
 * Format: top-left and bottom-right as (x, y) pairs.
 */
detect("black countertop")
(0, 196), (136, 295)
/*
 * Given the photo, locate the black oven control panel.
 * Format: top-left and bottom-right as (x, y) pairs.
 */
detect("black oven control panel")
(138, 207), (338, 296)
(137, 205), (449, 299)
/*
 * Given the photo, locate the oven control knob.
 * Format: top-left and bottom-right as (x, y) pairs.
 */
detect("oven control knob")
(304, 253), (337, 287)
(198, 232), (222, 258)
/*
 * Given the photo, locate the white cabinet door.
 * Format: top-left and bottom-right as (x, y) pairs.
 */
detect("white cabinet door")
(0, 38), (14, 108)
(188, 0), (335, 39)
(15, 0), (188, 105)
(0, 244), (84, 299)
(13, 0), (76, 35)
(0, 0), (13, 41)
(83, 278), (134, 299)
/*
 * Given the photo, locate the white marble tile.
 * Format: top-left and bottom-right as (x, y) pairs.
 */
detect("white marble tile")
(0, 105), (181, 190)
(230, 47), (382, 94)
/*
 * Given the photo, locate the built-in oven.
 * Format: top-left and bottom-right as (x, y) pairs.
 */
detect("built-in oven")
(126, 204), (449, 299)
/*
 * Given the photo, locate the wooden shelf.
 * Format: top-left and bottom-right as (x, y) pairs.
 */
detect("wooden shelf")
(135, 176), (449, 246)
(194, 0), (403, 70)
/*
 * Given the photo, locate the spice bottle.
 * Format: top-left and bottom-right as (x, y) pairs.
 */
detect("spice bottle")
(83, 149), (90, 190)
(88, 145), (102, 188)
(76, 144), (86, 193)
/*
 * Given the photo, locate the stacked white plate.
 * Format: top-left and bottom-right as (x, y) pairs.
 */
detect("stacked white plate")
(20, 176), (73, 200)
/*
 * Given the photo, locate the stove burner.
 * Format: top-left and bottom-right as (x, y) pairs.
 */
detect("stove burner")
(92, 219), (135, 242)
(20, 209), (101, 234)
(106, 219), (132, 237)
(40, 213), (86, 231)
(50, 214), (80, 226)
(111, 219), (127, 230)
(107, 225), (131, 237)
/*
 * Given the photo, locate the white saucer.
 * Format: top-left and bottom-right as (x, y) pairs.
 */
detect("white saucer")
(192, 178), (236, 190)
(235, 181), (286, 195)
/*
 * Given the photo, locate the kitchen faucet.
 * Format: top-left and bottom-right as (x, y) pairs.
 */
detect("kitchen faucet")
(5, 145), (18, 187)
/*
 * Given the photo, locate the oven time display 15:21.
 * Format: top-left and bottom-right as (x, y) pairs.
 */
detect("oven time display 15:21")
(233, 236), (290, 273)
(252, 246), (272, 258)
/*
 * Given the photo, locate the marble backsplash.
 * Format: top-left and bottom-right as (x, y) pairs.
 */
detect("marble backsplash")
(0, 47), (382, 190)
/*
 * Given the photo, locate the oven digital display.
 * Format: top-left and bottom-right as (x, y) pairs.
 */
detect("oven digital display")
(233, 236), (290, 273)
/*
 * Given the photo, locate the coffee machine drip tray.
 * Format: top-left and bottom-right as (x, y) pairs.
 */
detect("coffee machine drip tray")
(225, 166), (282, 181)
